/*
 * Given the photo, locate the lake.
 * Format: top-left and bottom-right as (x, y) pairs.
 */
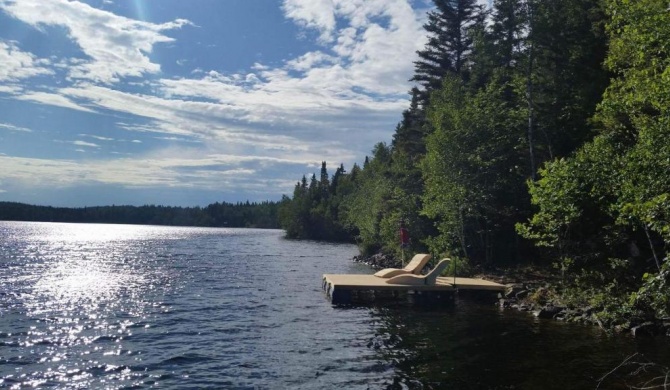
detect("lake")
(1, 221), (669, 389)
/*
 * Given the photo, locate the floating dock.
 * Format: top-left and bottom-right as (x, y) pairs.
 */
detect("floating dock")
(322, 274), (506, 304)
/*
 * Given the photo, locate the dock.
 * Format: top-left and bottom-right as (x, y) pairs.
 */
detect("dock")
(322, 274), (506, 304)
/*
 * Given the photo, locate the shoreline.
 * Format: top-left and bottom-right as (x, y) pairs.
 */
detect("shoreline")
(353, 254), (670, 338)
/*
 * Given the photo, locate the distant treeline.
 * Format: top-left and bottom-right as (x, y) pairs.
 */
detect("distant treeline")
(0, 201), (280, 228)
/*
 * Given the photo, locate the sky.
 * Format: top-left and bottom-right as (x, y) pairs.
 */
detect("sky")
(0, 0), (454, 207)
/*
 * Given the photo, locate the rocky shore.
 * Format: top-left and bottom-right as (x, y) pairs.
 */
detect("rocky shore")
(352, 253), (400, 270)
(353, 254), (670, 338)
(497, 282), (670, 338)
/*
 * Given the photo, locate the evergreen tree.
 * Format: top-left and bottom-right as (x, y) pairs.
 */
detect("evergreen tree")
(330, 164), (345, 195)
(411, 0), (486, 103)
(522, 0), (609, 171)
(491, 0), (526, 70)
(319, 161), (330, 197)
(392, 87), (428, 159)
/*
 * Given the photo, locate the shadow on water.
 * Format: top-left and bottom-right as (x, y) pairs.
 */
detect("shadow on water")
(333, 293), (670, 390)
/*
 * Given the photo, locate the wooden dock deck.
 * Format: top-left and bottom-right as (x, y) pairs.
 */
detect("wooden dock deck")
(322, 274), (506, 304)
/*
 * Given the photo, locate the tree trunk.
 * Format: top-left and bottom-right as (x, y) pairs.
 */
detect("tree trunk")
(526, 1), (536, 181)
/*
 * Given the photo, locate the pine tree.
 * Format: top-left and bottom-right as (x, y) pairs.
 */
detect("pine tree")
(411, 0), (486, 104)
(491, 0), (526, 70)
(319, 161), (330, 197)
(392, 87), (428, 159)
(523, 0), (609, 168)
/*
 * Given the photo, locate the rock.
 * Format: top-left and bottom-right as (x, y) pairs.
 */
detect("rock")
(356, 253), (401, 269)
(560, 308), (578, 321)
(515, 290), (529, 300)
(660, 319), (670, 336)
(499, 299), (511, 309)
(504, 284), (524, 298)
(533, 305), (565, 319)
(631, 322), (657, 337)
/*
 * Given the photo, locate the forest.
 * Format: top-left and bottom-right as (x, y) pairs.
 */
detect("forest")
(0, 201), (280, 229)
(277, 0), (670, 329)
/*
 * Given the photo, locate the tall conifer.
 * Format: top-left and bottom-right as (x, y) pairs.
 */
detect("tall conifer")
(411, 0), (485, 104)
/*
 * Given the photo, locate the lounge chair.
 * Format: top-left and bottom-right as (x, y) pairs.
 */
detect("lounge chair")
(373, 253), (432, 278)
(385, 258), (451, 285)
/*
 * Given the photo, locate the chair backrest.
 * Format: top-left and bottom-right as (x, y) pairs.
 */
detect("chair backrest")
(403, 253), (432, 273)
(424, 258), (451, 285)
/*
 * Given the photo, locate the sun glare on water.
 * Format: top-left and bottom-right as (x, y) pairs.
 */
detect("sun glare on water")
(22, 223), (167, 317)
(0, 222), (184, 388)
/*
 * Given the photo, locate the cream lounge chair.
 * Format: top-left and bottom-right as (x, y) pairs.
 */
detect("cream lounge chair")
(385, 258), (451, 285)
(373, 253), (432, 278)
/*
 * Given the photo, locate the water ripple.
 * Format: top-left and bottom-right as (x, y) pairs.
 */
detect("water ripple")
(2, 222), (669, 389)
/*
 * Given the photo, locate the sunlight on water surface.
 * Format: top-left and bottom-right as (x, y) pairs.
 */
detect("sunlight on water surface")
(3, 221), (667, 389)
(0, 223), (197, 388)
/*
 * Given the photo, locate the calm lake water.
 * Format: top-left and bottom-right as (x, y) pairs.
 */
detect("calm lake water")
(1, 221), (669, 389)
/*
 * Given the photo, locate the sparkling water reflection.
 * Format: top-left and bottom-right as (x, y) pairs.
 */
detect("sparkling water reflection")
(1, 222), (383, 389)
(1, 221), (669, 389)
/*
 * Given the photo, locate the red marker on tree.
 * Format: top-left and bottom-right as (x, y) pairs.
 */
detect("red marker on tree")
(400, 225), (410, 248)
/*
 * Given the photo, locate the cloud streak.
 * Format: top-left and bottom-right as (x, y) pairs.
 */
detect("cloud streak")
(0, 122), (32, 132)
(0, 152), (308, 192)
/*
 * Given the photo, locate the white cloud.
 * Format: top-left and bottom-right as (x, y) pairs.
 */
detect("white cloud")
(0, 0), (192, 84)
(0, 84), (23, 94)
(282, 0), (336, 42)
(0, 122), (32, 132)
(72, 140), (100, 148)
(280, 0), (426, 95)
(0, 41), (53, 81)
(16, 91), (96, 113)
(80, 134), (114, 141)
(0, 151), (313, 193)
(285, 51), (339, 72)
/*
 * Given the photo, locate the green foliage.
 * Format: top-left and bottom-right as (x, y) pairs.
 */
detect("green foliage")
(517, 136), (623, 260)
(444, 256), (474, 277)
(422, 75), (528, 264)
(339, 143), (393, 253)
(516, 159), (581, 248)
(631, 262), (670, 319)
(519, 0), (670, 325)
(339, 142), (434, 257)
(278, 162), (354, 242)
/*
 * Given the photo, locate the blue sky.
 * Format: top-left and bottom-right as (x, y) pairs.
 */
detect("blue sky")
(0, 0), (447, 207)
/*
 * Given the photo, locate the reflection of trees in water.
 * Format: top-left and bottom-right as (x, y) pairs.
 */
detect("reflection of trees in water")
(597, 353), (670, 390)
(362, 299), (670, 389)
(365, 302), (473, 389)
